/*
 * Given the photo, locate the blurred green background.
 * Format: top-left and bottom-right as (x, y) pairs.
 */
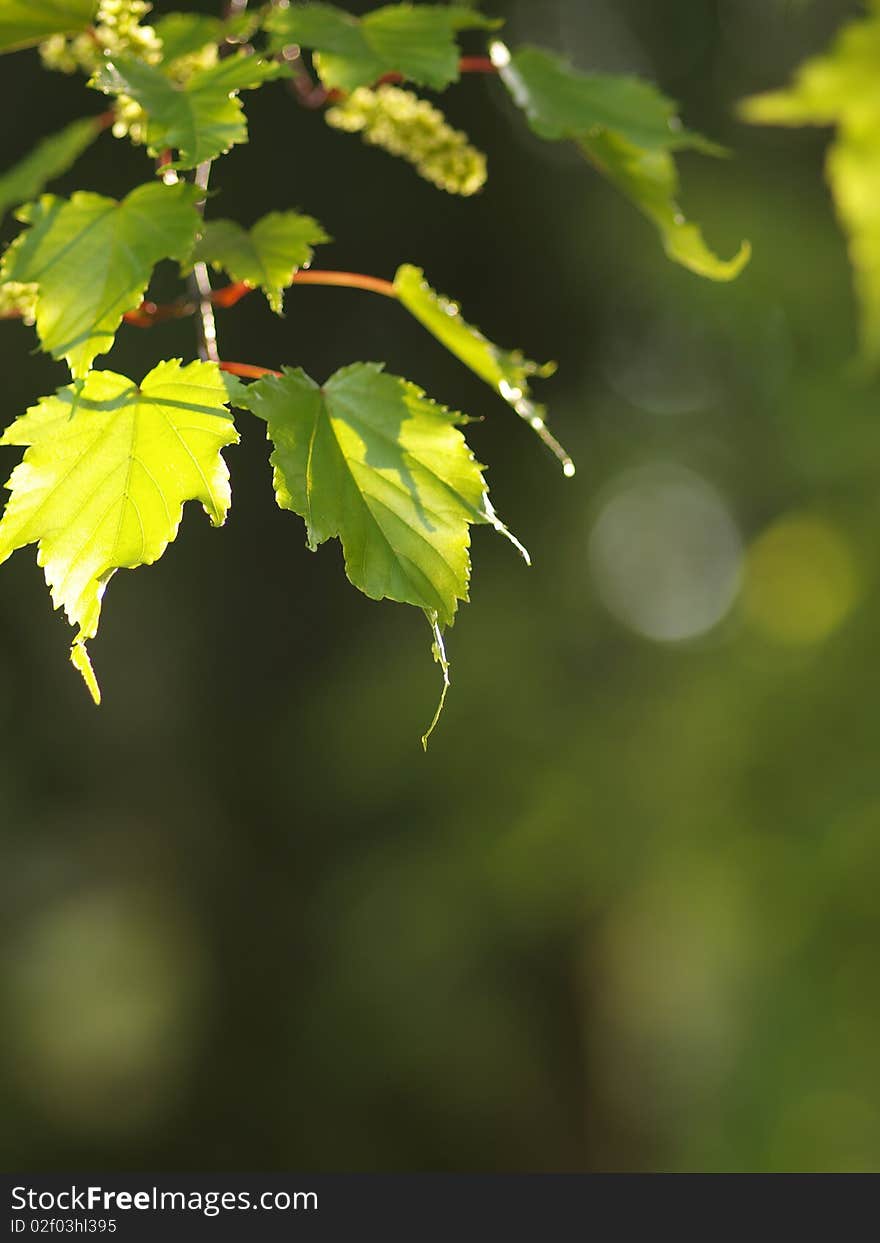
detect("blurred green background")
(1, 0), (879, 1173)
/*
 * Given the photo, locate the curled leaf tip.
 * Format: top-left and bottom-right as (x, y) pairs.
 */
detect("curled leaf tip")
(421, 611), (450, 751)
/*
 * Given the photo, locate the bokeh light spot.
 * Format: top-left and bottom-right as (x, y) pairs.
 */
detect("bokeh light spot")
(743, 513), (859, 645)
(589, 465), (743, 642)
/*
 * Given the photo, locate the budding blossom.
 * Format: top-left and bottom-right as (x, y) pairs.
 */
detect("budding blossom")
(326, 85), (488, 197)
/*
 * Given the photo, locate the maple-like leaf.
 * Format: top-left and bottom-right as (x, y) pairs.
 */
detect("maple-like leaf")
(264, 2), (499, 93)
(0, 359), (238, 701)
(0, 180), (201, 377)
(244, 362), (505, 627)
(94, 52), (290, 169)
(192, 212), (329, 313)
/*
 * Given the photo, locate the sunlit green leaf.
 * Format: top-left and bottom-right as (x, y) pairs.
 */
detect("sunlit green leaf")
(192, 212), (330, 313)
(496, 42), (749, 281)
(393, 264), (573, 473)
(741, 11), (880, 361)
(0, 116), (104, 220)
(0, 359), (238, 701)
(93, 52), (290, 168)
(1, 180), (201, 377)
(580, 130), (750, 281)
(264, 2), (499, 93)
(0, 0), (97, 53)
(245, 362), (496, 626)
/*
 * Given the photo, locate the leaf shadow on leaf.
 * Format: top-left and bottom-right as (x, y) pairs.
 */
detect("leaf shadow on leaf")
(48, 380), (234, 423)
(323, 375), (456, 538)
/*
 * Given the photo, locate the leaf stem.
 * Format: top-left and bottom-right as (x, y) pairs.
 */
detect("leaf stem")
(188, 160), (219, 363)
(219, 360), (281, 379)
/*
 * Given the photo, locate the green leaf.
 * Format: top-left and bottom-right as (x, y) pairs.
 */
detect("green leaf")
(0, 116), (104, 221)
(579, 130), (750, 282)
(497, 44), (710, 152)
(264, 2), (499, 93)
(93, 52), (290, 169)
(393, 263), (573, 474)
(154, 10), (257, 65)
(192, 212), (330, 313)
(0, 0), (97, 53)
(495, 42), (749, 281)
(1, 180), (201, 378)
(0, 359), (238, 701)
(741, 12), (880, 362)
(245, 362), (498, 627)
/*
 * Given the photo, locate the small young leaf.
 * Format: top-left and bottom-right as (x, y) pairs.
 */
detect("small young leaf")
(0, 116), (104, 220)
(192, 212), (330, 313)
(246, 362), (497, 627)
(265, 2), (499, 93)
(495, 43), (749, 281)
(741, 11), (880, 362)
(0, 359), (238, 700)
(1, 180), (202, 378)
(393, 264), (573, 474)
(0, 0), (97, 54)
(94, 52), (290, 169)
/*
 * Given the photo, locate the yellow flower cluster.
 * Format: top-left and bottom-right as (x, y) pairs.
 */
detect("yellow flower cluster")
(326, 86), (487, 197)
(0, 282), (38, 325)
(39, 0), (163, 143)
(40, 0), (161, 75)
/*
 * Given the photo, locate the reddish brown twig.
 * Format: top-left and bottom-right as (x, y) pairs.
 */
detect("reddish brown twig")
(295, 54), (499, 108)
(123, 298), (194, 327)
(219, 360), (281, 380)
(210, 269), (398, 309)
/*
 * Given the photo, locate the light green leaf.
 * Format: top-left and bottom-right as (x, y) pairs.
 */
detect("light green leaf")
(741, 12), (880, 361)
(495, 42), (749, 281)
(245, 362), (497, 626)
(1, 180), (201, 378)
(264, 2), (499, 93)
(0, 359), (238, 701)
(192, 212), (330, 313)
(93, 52), (290, 168)
(0, 116), (104, 220)
(580, 130), (750, 281)
(393, 263), (573, 473)
(0, 0), (97, 53)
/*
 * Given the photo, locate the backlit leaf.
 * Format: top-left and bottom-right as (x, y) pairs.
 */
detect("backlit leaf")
(0, 116), (104, 220)
(192, 212), (330, 313)
(1, 180), (202, 377)
(741, 11), (880, 361)
(393, 263), (573, 473)
(0, 359), (238, 700)
(495, 42), (749, 281)
(264, 2), (499, 93)
(93, 52), (290, 169)
(245, 361), (498, 627)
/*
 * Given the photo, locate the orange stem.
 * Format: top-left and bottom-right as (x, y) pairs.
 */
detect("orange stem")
(290, 269), (398, 298)
(219, 361), (281, 380)
(458, 56), (497, 74)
